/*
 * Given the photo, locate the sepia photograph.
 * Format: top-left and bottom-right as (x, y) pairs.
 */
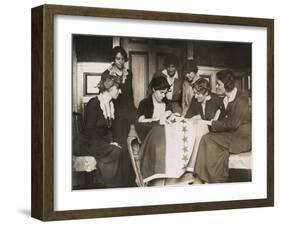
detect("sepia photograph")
(71, 34), (252, 190)
(31, 4), (273, 220)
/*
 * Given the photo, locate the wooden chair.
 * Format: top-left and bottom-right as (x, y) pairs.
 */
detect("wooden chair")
(127, 125), (146, 187)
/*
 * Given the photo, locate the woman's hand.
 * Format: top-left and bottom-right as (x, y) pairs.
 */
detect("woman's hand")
(167, 112), (181, 122)
(164, 110), (172, 118)
(138, 115), (154, 123)
(151, 117), (160, 122)
(160, 111), (177, 125)
(197, 119), (213, 126)
(191, 114), (202, 120)
(159, 119), (171, 125)
(110, 142), (122, 148)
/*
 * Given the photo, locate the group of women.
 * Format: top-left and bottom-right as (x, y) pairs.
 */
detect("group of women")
(79, 46), (251, 188)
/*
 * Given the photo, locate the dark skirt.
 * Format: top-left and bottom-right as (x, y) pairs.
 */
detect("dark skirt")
(194, 132), (249, 183)
(94, 143), (123, 188)
(112, 112), (137, 187)
(137, 125), (166, 181)
(77, 135), (123, 188)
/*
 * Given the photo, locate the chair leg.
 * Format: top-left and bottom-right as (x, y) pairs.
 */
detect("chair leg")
(127, 137), (145, 187)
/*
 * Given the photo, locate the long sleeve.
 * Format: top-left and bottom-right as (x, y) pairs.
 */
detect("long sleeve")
(136, 97), (154, 119)
(83, 98), (98, 138)
(78, 98), (100, 156)
(137, 100), (146, 119)
(185, 97), (198, 118)
(211, 94), (249, 132)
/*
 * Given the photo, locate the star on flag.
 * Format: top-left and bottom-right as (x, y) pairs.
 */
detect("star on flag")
(182, 136), (188, 143)
(182, 163), (189, 171)
(182, 146), (189, 152)
(182, 126), (188, 133)
(182, 154), (189, 161)
(180, 119), (186, 123)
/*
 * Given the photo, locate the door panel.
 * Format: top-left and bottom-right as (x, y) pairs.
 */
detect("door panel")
(129, 52), (149, 108)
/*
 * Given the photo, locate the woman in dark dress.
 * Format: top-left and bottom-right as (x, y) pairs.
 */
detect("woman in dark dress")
(101, 46), (136, 187)
(185, 78), (222, 121)
(193, 70), (251, 183)
(135, 76), (180, 185)
(81, 75), (123, 188)
(135, 76), (173, 141)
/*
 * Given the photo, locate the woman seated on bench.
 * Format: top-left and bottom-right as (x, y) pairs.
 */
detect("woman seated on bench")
(79, 75), (123, 188)
(193, 69), (251, 183)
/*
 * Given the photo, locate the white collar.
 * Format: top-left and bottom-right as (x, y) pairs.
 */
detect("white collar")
(226, 87), (238, 103)
(223, 87), (237, 109)
(162, 69), (179, 80)
(202, 95), (211, 105)
(108, 63), (128, 84)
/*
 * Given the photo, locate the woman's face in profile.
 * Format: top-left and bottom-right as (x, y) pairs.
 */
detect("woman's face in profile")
(109, 85), (122, 99)
(216, 80), (226, 95)
(114, 52), (125, 70)
(152, 88), (168, 103)
(185, 71), (196, 82)
(194, 89), (208, 103)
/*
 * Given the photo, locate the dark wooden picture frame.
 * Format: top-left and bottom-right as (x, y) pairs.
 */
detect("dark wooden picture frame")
(31, 4), (274, 221)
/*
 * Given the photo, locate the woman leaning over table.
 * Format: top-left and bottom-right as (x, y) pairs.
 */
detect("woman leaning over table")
(100, 46), (136, 187)
(185, 77), (222, 121)
(135, 76), (180, 185)
(193, 69), (251, 183)
(135, 75), (174, 141)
